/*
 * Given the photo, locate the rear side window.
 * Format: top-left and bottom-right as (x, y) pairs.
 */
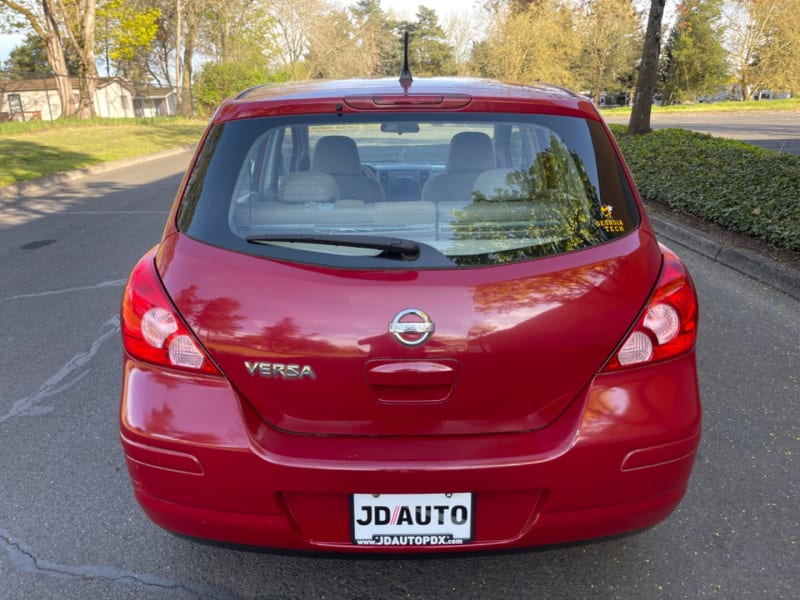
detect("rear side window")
(180, 113), (638, 269)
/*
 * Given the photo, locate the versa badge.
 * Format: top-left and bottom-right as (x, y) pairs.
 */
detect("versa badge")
(244, 361), (316, 380)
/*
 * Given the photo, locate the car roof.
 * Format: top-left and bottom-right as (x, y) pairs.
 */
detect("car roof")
(212, 77), (601, 123)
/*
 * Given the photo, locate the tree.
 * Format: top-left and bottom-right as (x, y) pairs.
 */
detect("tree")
(142, 0), (174, 86)
(575, 0), (642, 105)
(349, 0), (396, 77)
(53, 0), (100, 118)
(305, 5), (364, 78)
(443, 8), (479, 75)
(770, 0), (800, 94)
(1, 30), (78, 76)
(265, 0), (328, 79)
(484, 0), (549, 12)
(96, 0), (160, 81)
(2, 32), (50, 76)
(193, 61), (275, 116)
(410, 5), (456, 76)
(201, 0), (272, 64)
(172, 0), (186, 113)
(628, 0), (666, 134)
(471, 0), (580, 87)
(0, 0), (77, 117)
(140, 0), (200, 111)
(393, 6), (456, 76)
(725, 0), (800, 100)
(661, 0), (728, 104)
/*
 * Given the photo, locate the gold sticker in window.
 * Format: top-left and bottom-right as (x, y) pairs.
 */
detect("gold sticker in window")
(597, 204), (625, 233)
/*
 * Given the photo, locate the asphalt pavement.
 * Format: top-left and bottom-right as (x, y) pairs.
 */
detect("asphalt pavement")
(603, 110), (800, 155)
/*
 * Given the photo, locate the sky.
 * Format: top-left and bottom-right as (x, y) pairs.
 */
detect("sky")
(0, 33), (23, 65)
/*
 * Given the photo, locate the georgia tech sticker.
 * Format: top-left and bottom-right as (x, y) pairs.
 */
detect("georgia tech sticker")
(596, 204), (625, 233)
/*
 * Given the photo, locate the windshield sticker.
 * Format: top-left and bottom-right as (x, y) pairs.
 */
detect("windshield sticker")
(596, 204), (625, 233)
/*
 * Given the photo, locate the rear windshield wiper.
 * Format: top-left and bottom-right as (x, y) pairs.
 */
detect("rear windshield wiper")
(246, 233), (421, 260)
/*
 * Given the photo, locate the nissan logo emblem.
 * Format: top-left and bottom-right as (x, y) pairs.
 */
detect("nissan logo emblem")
(389, 308), (435, 346)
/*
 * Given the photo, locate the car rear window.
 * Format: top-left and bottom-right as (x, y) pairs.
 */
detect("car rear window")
(178, 113), (639, 269)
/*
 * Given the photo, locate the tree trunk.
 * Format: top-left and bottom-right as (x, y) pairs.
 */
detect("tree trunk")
(628, 0), (666, 134)
(54, 0), (99, 118)
(180, 2), (195, 116)
(74, 59), (98, 118)
(76, 1), (98, 118)
(173, 0), (183, 114)
(740, 79), (752, 102)
(42, 0), (76, 117)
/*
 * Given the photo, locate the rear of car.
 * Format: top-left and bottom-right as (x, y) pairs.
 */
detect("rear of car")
(120, 78), (700, 552)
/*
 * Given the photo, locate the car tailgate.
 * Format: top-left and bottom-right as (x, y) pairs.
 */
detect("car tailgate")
(157, 231), (661, 437)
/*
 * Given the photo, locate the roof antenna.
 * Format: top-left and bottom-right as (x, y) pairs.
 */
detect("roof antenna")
(399, 31), (413, 88)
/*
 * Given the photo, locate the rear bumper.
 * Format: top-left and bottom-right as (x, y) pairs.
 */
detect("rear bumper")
(120, 354), (701, 553)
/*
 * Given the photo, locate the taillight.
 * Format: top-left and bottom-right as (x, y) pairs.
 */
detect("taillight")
(121, 251), (220, 375)
(604, 246), (698, 371)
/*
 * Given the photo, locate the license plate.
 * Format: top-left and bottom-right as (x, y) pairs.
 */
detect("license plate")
(351, 493), (473, 547)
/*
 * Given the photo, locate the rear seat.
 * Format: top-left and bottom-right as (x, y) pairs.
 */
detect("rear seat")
(311, 135), (386, 203)
(231, 171), (435, 230)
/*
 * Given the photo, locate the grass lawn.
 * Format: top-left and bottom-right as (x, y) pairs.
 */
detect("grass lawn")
(0, 117), (207, 187)
(600, 96), (800, 117)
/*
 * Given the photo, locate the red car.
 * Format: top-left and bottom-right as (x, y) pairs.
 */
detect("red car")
(120, 72), (700, 552)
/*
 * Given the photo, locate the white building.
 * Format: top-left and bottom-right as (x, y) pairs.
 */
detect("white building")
(0, 77), (176, 121)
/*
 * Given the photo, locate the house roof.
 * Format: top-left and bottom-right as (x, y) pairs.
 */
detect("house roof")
(0, 77), (76, 93)
(133, 85), (175, 99)
(0, 77), (142, 94)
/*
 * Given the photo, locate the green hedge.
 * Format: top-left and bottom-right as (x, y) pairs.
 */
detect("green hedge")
(610, 125), (800, 252)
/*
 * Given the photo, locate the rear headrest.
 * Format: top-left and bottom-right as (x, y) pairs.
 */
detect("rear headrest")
(311, 135), (362, 175)
(447, 132), (495, 173)
(279, 172), (340, 203)
(472, 168), (529, 201)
